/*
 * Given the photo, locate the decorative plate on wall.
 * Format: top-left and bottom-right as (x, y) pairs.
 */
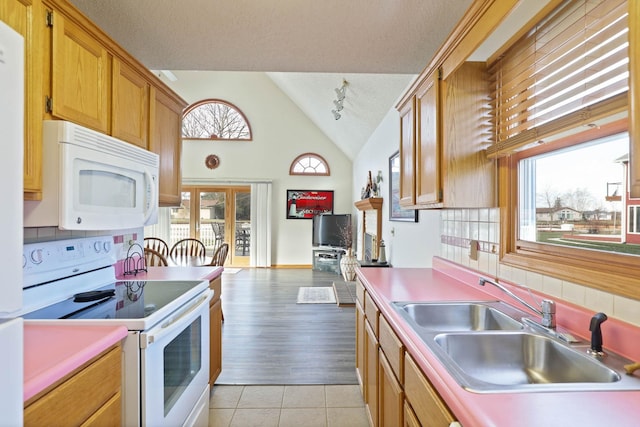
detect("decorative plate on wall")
(205, 154), (220, 169)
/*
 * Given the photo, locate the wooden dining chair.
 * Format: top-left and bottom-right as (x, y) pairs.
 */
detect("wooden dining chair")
(210, 243), (229, 266)
(144, 247), (169, 267)
(144, 237), (169, 259)
(170, 238), (207, 266)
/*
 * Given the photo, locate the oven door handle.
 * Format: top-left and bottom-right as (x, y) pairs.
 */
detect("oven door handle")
(141, 290), (212, 348)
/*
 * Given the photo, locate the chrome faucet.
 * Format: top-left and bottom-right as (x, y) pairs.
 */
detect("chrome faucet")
(479, 277), (556, 329)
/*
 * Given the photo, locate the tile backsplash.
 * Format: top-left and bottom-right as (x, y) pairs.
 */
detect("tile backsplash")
(440, 208), (640, 327)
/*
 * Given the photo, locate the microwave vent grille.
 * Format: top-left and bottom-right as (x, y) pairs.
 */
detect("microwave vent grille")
(70, 124), (159, 167)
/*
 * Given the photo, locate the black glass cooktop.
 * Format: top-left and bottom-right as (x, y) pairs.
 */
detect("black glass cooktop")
(24, 280), (206, 321)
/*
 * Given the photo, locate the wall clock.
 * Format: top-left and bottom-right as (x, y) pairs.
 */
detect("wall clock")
(205, 154), (220, 169)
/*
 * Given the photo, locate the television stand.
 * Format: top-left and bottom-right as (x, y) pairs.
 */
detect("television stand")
(312, 248), (344, 275)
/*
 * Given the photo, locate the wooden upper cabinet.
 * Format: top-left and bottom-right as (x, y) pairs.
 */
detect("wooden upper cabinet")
(398, 97), (415, 207)
(1, 0), (44, 198)
(50, 9), (110, 134)
(415, 70), (442, 206)
(440, 62), (495, 207)
(112, 58), (149, 149)
(150, 86), (185, 206)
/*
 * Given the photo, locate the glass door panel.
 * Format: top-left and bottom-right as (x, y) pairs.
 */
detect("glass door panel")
(233, 191), (251, 266)
(169, 191), (192, 247)
(199, 191), (226, 257)
(172, 186), (250, 266)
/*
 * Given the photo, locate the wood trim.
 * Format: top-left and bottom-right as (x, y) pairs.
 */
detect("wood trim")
(630, 0), (640, 197)
(498, 120), (640, 301)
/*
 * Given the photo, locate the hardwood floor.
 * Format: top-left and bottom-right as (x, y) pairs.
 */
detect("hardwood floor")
(216, 268), (358, 385)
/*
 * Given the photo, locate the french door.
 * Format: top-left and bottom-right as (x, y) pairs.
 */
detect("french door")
(170, 186), (251, 267)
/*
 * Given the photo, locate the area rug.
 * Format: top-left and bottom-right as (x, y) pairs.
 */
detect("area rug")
(222, 268), (242, 274)
(296, 287), (337, 304)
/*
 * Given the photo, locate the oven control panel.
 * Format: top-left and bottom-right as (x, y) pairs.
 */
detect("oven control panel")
(23, 236), (116, 288)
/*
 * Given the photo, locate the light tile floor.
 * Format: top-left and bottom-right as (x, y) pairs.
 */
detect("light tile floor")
(209, 385), (369, 427)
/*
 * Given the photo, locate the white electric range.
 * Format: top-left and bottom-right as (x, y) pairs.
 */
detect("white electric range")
(20, 236), (211, 427)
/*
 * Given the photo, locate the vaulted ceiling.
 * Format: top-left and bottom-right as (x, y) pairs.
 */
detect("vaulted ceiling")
(68, 0), (474, 159)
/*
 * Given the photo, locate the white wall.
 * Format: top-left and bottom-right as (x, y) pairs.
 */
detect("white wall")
(352, 108), (441, 268)
(163, 71), (353, 265)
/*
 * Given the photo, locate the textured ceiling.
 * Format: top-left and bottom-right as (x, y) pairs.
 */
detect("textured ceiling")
(68, 0), (474, 158)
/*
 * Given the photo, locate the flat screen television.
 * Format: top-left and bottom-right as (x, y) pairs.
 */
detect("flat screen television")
(312, 214), (352, 248)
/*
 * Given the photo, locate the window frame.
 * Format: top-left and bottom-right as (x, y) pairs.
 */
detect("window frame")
(182, 98), (253, 141)
(289, 153), (330, 176)
(499, 118), (640, 300)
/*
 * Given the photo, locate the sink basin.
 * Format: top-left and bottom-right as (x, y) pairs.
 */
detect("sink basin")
(434, 332), (626, 392)
(393, 301), (524, 332)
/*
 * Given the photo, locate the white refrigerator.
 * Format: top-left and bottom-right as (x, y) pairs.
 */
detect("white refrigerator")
(0, 18), (24, 427)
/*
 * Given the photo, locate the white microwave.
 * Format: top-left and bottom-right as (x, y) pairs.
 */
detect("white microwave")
(24, 120), (159, 230)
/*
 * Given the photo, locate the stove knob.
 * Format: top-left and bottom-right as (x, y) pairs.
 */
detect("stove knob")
(30, 249), (43, 265)
(23, 254), (27, 268)
(103, 241), (112, 253)
(94, 241), (103, 253)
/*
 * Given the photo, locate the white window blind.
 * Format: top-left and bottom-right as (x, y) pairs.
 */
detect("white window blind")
(488, 0), (629, 157)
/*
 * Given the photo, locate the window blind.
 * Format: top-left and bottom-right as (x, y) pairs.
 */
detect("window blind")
(487, 0), (628, 157)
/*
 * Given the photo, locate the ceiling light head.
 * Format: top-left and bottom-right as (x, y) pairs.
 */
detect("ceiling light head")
(332, 110), (341, 120)
(334, 79), (348, 101)
(333, 99), (344, 111)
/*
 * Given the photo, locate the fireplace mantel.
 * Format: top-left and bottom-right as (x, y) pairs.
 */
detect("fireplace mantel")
(354, 197), (383, 212)
(354, 197), (383, 260)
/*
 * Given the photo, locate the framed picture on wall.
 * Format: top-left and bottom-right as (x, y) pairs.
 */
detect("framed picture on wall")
(389, 151), (418, 222)
(286, 190), (334, 219)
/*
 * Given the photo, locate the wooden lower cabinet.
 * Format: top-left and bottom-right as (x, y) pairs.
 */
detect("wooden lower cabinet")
(24, 344), (122, 427)
(379, 349), (404, 427)
(356, 281), (458, 427)
(209, 276), (223, 384)
(356, 299), (366, 393)
(365, 319), (379, 427)
(403, 401), (421, 427)
(404, 353), (455, 427)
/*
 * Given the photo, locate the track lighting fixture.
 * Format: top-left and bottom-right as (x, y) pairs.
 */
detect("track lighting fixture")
(331, 79), (348, 120)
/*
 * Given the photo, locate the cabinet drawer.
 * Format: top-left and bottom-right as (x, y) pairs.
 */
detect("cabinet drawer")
(379, 315), (404, 381)
(404, 353), (455, 427)
(81, 392), (121, 427)
(25, 345), (122, 426)
(364, 291), (379, 336)
(356, 279), (366, 307)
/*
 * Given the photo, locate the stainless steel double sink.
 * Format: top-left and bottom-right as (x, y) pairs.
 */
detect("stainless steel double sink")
(391, 301), (640, 393)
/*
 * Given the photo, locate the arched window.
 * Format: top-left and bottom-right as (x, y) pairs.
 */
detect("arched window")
(182, 99), (252, 140)
(289, 153), (330, 176)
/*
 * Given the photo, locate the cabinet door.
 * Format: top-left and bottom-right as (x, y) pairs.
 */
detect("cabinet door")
(112, 58), (149, 148)
(404, 353), (455, 427)
(356, 299), (365, 393)
(51, 10), (110, 133)
(365, 320), (379, 427)
(149, 86), (184, 206)
(209, 298), (222, 384)
(1, 0), (43, 197)
(398, 97), (416, 207)
(378, 349), (403, 427)
(415, 70), (442, 206)
(441, 62), (495, 207)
